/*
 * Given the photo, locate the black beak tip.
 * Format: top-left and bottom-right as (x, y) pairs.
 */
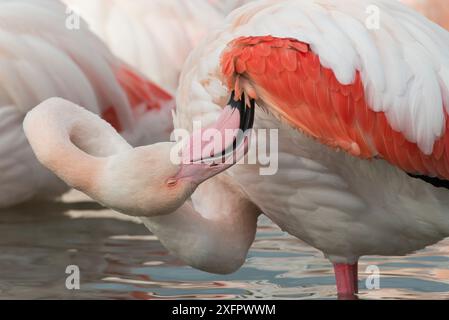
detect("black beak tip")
(228, 91), (255, 132)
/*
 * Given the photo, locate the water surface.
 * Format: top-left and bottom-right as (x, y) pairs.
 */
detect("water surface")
(1, 191), (449, 300)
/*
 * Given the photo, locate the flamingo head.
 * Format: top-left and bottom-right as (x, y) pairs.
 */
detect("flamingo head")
(24, 96), (254, 217)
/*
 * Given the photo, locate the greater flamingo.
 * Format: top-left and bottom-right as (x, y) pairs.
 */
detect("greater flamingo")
(25, 0), (449, 299)
(0, 0), (174, 208)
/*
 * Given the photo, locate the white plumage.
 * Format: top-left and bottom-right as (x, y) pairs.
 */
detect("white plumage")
(62, 0), (223, 93)
(168, 0), (449, 292)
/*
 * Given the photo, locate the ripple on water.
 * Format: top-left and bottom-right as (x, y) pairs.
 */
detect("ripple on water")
(0, 191), (449, 300)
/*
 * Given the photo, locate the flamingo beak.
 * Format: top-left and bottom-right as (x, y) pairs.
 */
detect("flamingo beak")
(173, 92), (255, 185)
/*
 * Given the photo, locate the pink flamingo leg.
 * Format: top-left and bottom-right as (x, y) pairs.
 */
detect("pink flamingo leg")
(333, 262), (359, 300)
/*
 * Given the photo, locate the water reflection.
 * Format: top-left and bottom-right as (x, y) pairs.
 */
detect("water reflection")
(0, 191), (449, 300)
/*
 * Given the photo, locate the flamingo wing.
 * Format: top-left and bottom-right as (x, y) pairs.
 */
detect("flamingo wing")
(218, 1), (449, 181)
(208, 0), (252, 15)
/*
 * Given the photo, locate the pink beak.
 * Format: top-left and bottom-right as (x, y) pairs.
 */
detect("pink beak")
(174, 92), (255, 185)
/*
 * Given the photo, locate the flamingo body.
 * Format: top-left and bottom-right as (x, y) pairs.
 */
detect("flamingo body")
(174, 0), (449, 294)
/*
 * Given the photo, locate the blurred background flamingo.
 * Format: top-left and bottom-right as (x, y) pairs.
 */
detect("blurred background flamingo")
(62, 0), (223, 93)
(0, 0), (174, 208)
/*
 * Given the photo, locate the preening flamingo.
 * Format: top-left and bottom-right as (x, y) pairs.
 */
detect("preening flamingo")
(0, 0), (174, 208)
(25, 0), (449, 299)
(62, 0), (223, 93)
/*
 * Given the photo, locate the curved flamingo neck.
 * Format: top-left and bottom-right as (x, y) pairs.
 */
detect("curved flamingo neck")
(141, 175), (260, 274)
(24, 98), (131, 192)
